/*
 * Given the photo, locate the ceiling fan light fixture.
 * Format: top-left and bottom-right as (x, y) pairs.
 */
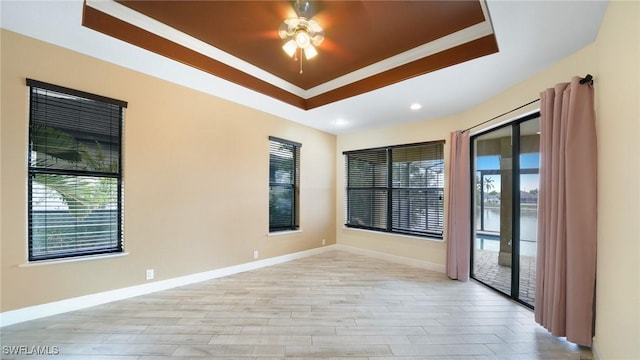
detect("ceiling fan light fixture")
(282, 39), (298, 57)
(278, 2), (324, 73)
(303, 44), (318, 60)
(294, 29), (311, 49)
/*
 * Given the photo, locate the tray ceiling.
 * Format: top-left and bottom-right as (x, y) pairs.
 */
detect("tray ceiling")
(2, 0), (607, 134)
(82, 0), (498, 110)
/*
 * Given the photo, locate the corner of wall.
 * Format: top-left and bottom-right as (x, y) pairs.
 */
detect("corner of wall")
(592, 1), (640, 359)
(591, 337), (602, 360)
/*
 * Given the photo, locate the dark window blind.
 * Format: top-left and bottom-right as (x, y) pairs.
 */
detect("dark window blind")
(27, 79), (127, 261)
(345, 149), (388, 231)
(391, 144), (444, 237)
(269, 137), (301, 232)
(345, 141), (444, 238)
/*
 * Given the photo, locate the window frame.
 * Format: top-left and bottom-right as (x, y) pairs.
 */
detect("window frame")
(344, 140), (445, 239)
(268, 136), (301, 233)
(26, 79), (127, 261)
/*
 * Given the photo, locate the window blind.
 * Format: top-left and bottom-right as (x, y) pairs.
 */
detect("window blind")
(269, 136), (301, 232)
(345, 149), (388, 231)
(345, 141), (444, 238)
(27, 79), (126, 261)
(391, 143), (444, 237)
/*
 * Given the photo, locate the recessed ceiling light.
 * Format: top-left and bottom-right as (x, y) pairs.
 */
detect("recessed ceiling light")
(410, 103), (422, 110)
(333, 118), (348, 126)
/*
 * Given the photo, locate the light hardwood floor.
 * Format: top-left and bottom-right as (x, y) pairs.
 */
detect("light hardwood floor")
(1, 249), (591, 359)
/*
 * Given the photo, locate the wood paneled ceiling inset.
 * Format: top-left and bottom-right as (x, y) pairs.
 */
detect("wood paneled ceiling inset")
(82, 0), (498, 110)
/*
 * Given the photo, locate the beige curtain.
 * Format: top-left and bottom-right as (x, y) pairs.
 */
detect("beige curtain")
(446, 130), (470, 281)
(535, 76), (597, 347)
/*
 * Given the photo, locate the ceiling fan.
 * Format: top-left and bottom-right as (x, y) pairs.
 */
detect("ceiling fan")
(278, 0), (325, 74)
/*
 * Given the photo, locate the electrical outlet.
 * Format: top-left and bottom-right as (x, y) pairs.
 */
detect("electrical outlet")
(322, 239), (326, 246)
(145, 269), (154, 280)
(253, 250), (259, 259)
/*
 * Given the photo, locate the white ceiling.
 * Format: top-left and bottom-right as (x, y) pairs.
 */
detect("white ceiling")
(1, 1), (608, 135)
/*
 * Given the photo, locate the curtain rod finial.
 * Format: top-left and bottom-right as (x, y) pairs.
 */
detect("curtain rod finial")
(580, 74), (593, 85)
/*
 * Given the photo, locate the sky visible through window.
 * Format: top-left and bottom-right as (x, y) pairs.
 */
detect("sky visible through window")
(476, 154), (540, 192)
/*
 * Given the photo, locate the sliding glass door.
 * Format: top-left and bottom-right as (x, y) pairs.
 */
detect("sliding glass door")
(471, 113), (540, 307)
(517, 118), (540, 306)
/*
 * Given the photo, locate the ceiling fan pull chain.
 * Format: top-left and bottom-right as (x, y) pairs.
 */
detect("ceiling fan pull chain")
(299, 48), (304, 74)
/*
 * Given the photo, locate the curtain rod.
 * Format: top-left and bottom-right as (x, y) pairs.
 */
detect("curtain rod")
(463, 73), (594, 132)
(463, 98), (540, 132)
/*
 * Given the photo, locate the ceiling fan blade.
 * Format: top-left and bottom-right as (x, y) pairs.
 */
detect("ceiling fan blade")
(284, 17), (300, 28)
(311, 33), (324, 47)
(278, 22), (290, 39)
(308, 19), (323, 33)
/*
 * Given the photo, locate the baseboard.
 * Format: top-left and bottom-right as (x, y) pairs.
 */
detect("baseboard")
(0, 245), (336, 327)
(334, 244), (446, 273)
(591, 336), (601, 360)
(0, 244), (443, 327)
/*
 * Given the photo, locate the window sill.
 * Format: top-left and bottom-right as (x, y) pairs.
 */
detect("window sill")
(19, 252), (129, 268)
(268, 229), (303, 237)
(343, 226), (444, 243)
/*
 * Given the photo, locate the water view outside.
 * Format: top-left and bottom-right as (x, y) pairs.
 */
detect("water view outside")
(472, 115), (540, 307)
(474, 178), (539, 306)
(476, 207), (538, 256)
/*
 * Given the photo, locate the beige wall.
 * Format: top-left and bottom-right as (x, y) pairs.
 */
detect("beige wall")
(336, 114), (457, 267)
(337, 2), (640, 358)
(2, 2), (640, 358)
(593, 1), (640, 359)
(0, 30), (336, 312)
(336, 45), (597, 268)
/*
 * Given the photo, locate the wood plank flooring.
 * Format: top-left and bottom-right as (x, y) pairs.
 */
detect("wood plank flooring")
(0, 249), (591, 359)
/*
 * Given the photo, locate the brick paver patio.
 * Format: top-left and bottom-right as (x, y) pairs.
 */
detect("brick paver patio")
(473, 248), (536, 306)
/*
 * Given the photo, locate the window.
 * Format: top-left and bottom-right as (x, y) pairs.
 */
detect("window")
(27, 79), (127, 261)
(345, 141), (444, 238)
(269, 137), (301, 232)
